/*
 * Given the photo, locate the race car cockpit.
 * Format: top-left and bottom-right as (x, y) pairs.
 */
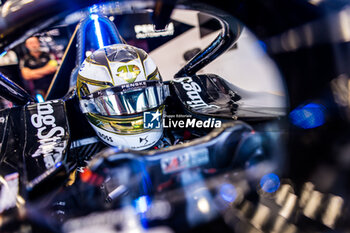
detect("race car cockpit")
(0, 0), (348, 233)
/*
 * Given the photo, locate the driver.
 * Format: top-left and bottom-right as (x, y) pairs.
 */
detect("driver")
(76, 44), (168, 150)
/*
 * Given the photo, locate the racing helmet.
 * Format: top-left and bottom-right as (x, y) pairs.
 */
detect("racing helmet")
(76, 44), (168, 150)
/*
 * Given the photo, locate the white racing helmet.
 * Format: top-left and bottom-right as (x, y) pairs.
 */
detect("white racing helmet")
(76, 44), (168, 150)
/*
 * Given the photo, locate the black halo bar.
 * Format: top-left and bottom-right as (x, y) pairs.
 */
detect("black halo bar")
(174, 2), (243, 78)
(0, 72), (35, 105)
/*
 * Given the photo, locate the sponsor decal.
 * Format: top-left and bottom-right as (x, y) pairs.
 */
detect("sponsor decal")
(161, 148), (209, 174)
(134, 22), (174, 39)
(173, 77), (220, 110)
(30, 101), (67, 169)
(120, 81), (147, 91)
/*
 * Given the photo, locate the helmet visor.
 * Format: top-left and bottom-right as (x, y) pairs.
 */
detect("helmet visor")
(79, 81), (169, 116)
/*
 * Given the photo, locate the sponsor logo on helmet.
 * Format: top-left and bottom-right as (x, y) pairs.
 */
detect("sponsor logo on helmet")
(116, 65), (141, 83)
(139, 136), (149, 145)
(120, 81), (147, 91)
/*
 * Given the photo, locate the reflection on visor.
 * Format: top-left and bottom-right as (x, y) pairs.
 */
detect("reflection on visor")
(87, 105), (165, 135)
(80, 82), (169, 116)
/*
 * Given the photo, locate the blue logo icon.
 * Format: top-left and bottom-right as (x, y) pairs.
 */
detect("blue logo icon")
(144, 110), (161, 129)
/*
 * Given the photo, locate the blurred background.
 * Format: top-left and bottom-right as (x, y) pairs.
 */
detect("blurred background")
(0, 8), (285, 103)
(1, 0), (350, 232)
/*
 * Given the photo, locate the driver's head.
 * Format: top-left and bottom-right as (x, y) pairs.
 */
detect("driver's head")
(25, 37), (41, 53)
(76, 44), (167, 150)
